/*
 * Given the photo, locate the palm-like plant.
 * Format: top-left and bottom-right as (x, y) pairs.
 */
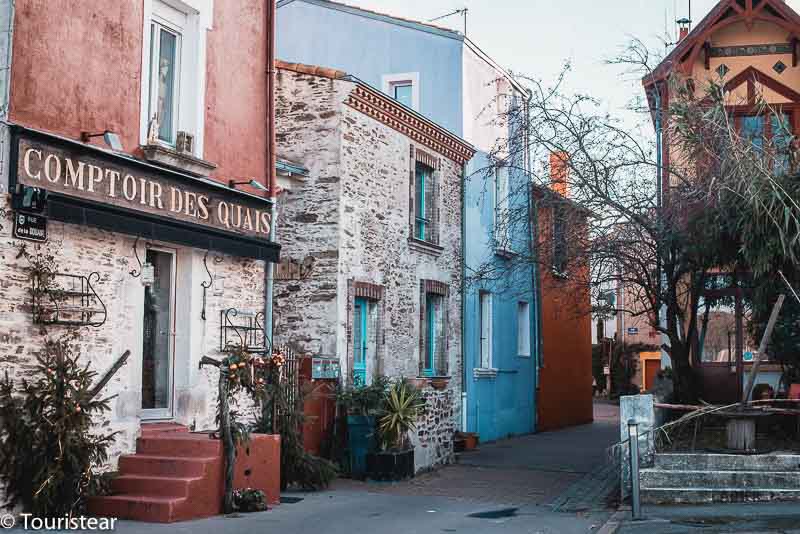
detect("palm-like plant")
(378, 381), (425, 451)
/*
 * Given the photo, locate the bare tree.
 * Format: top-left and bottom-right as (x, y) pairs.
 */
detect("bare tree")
(468, 41), (800, 401)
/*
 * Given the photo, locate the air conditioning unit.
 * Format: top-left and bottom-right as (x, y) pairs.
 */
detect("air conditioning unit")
(176, 131), (195, 155)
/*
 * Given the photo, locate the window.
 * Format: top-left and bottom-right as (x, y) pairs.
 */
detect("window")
(494, 166), (510, 249)
(517, 301), (531, 357)
(414, 162), (435, 241)
(353, 297), (369, 385)
(141, 0), (210, 156)
(735, 111), (794, 175)
(423, 295), (438, 377)
(382, 72), (420, 111)
(479, 291), (493, 368)
(148, 21), (181, 145)
(393, 83), (413, 108)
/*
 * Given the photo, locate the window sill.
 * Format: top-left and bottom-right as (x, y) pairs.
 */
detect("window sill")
(141, 144), (217, 177)
(408, 237), (443, 257)
(517, 353), (531, 358)
(494, 247), (518, 260)
(473, 367), (498, 379)
(411, 376), (451, 390)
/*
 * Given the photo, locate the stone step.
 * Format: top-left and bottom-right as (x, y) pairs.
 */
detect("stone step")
(641, 469), (800, 490)
(642, 487), (800, 505)
(117, 455), (217, 478)
(654, 453), (800, 472)
(111, 475), (204, 498)
(87, 495), (191, 523)
(136, 435), (222, 457)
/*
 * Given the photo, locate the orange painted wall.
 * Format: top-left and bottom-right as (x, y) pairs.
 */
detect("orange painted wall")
(535, 191), (594, 431)
(8, 0), (272, 186)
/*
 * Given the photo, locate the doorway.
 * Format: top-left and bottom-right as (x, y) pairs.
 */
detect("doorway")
(141, 248), (176, 420)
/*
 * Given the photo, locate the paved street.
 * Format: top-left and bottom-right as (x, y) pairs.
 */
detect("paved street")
(612, 503), (800, 534)
(100, 402), (622, 534)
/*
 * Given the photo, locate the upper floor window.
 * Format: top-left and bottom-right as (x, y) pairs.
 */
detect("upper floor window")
(494, 166), (510, 249)
(148, 19), (182, 145)
(517, 301), (531, 357)
(735, 111), (794, 175)
(382, 72), (420, 111)
(141, 0), (212, 158)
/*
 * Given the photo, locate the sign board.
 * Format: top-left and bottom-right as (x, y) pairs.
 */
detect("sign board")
(311, 358), (340, 380)
(627, 327), (639, 335)
(13, 212), (47, 242)
(603, 365), (610, 375)
(16, 135), (272, 241)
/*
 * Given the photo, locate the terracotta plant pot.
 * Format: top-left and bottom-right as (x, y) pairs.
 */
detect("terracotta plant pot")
(430, 378), (449, 391)
(456, 432), (478, 451)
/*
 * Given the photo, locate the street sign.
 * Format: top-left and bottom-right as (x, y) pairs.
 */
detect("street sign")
(627, 327), (639, 335)
(13, 212), (47, 242)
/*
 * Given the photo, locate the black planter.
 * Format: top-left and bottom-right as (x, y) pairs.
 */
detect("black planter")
(367, 449), (415, 481)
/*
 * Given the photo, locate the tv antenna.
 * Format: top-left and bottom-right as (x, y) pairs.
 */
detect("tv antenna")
(429, 8), (468, 36)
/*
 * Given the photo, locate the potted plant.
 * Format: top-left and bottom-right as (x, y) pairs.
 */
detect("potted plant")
(367, 380), (425, 481)
(336, 375), (389, 479)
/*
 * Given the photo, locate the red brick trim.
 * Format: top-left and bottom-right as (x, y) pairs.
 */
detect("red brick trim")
(346, 84), (475, 165)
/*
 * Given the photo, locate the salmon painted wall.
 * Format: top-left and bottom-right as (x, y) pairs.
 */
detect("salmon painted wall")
(535, 184), (593, 431)
(8, 0), (271, 186)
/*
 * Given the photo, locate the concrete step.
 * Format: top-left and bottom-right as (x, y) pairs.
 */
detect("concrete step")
(111, 475), (204, 498)
(136, 435), (221, 457)
(87, 495), (190, 523)
(140, 423), (190, 436)
(654, 453), (800, 472)
(642, 487), (800, 505)
(117, 455), (217, 478)
(641, 469), (800, 490)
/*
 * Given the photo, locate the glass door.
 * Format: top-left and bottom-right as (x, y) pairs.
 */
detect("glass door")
(141, 248), (176, 419)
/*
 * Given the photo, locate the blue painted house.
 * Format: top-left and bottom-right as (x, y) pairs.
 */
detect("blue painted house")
(276, 0), (539, 442)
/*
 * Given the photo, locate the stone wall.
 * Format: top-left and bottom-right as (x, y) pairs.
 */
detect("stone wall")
(0, 178), (264, 504)
(411, 386), (456, 471)
(274, 67), (464, 471)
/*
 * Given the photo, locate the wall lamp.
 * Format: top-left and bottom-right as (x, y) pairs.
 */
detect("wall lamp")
(229, 179), (270, 193)
(81, 130), (124, 151)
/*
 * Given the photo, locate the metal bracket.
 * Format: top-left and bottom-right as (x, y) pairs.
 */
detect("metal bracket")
(130, 236), (143, 278)
(200, 250), (223, 321)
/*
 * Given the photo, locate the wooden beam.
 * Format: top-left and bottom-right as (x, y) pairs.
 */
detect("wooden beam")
(742, 294), (785, 404)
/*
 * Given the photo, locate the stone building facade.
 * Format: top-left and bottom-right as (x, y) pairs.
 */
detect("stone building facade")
(273, 61), (474, 471)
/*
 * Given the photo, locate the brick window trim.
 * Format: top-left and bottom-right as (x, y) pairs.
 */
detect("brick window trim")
(408, 145), (442, 247)
(415, 147), (440, 170)
(353, 281), (384, 301)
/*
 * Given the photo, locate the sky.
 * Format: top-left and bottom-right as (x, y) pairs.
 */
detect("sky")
(339, 0), (800, 117)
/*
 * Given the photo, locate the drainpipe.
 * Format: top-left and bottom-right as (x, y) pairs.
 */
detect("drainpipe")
(524, 90), (542, 431)
(460, 161), (467, 432)
(264, 0), (278, 351)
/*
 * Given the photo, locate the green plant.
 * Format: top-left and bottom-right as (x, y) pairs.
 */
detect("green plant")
(232, 488), (268, 513)
(252, 351), (337, 491)
(336, 375), (391, 416)
(0, 333), (117, 516)
(377, 380), (425, 452)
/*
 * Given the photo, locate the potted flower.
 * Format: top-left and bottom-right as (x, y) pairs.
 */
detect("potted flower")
(336, 375), (390, 479)
(367, 380), (425, 481)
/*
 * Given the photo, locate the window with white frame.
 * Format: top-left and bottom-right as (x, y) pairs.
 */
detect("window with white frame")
(142, 0), (211, 155)
(382, 72), (420, 111)
(517, 301), (531, 357)
(148, 15), (183, 145)
(479, 291), (493, 368)
(494, 166), (510, 249)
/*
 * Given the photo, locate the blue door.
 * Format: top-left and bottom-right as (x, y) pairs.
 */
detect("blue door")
(424, 295), (436, 377)
(353, 298), (368, 385)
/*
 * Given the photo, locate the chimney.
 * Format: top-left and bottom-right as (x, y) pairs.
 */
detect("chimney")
(679, 27), (689, 41)
(549, 151), (569, 197)
(677, 17), (691, 41)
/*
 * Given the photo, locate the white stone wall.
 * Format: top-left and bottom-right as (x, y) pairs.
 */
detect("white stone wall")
(274, 68), (463, 470)
(0, 190), (265, 475)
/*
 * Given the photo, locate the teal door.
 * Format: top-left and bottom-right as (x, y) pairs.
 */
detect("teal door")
(424, 295), (436, 377)
(353, 298), (368, 385)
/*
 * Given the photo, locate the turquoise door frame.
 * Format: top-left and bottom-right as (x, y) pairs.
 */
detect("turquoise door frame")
(353, 298), (368, 386)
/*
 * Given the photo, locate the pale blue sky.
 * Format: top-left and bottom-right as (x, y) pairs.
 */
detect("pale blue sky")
(340, 0), (800, 114)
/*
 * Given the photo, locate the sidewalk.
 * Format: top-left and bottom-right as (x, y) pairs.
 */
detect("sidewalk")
(612, 503), (800, 533)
